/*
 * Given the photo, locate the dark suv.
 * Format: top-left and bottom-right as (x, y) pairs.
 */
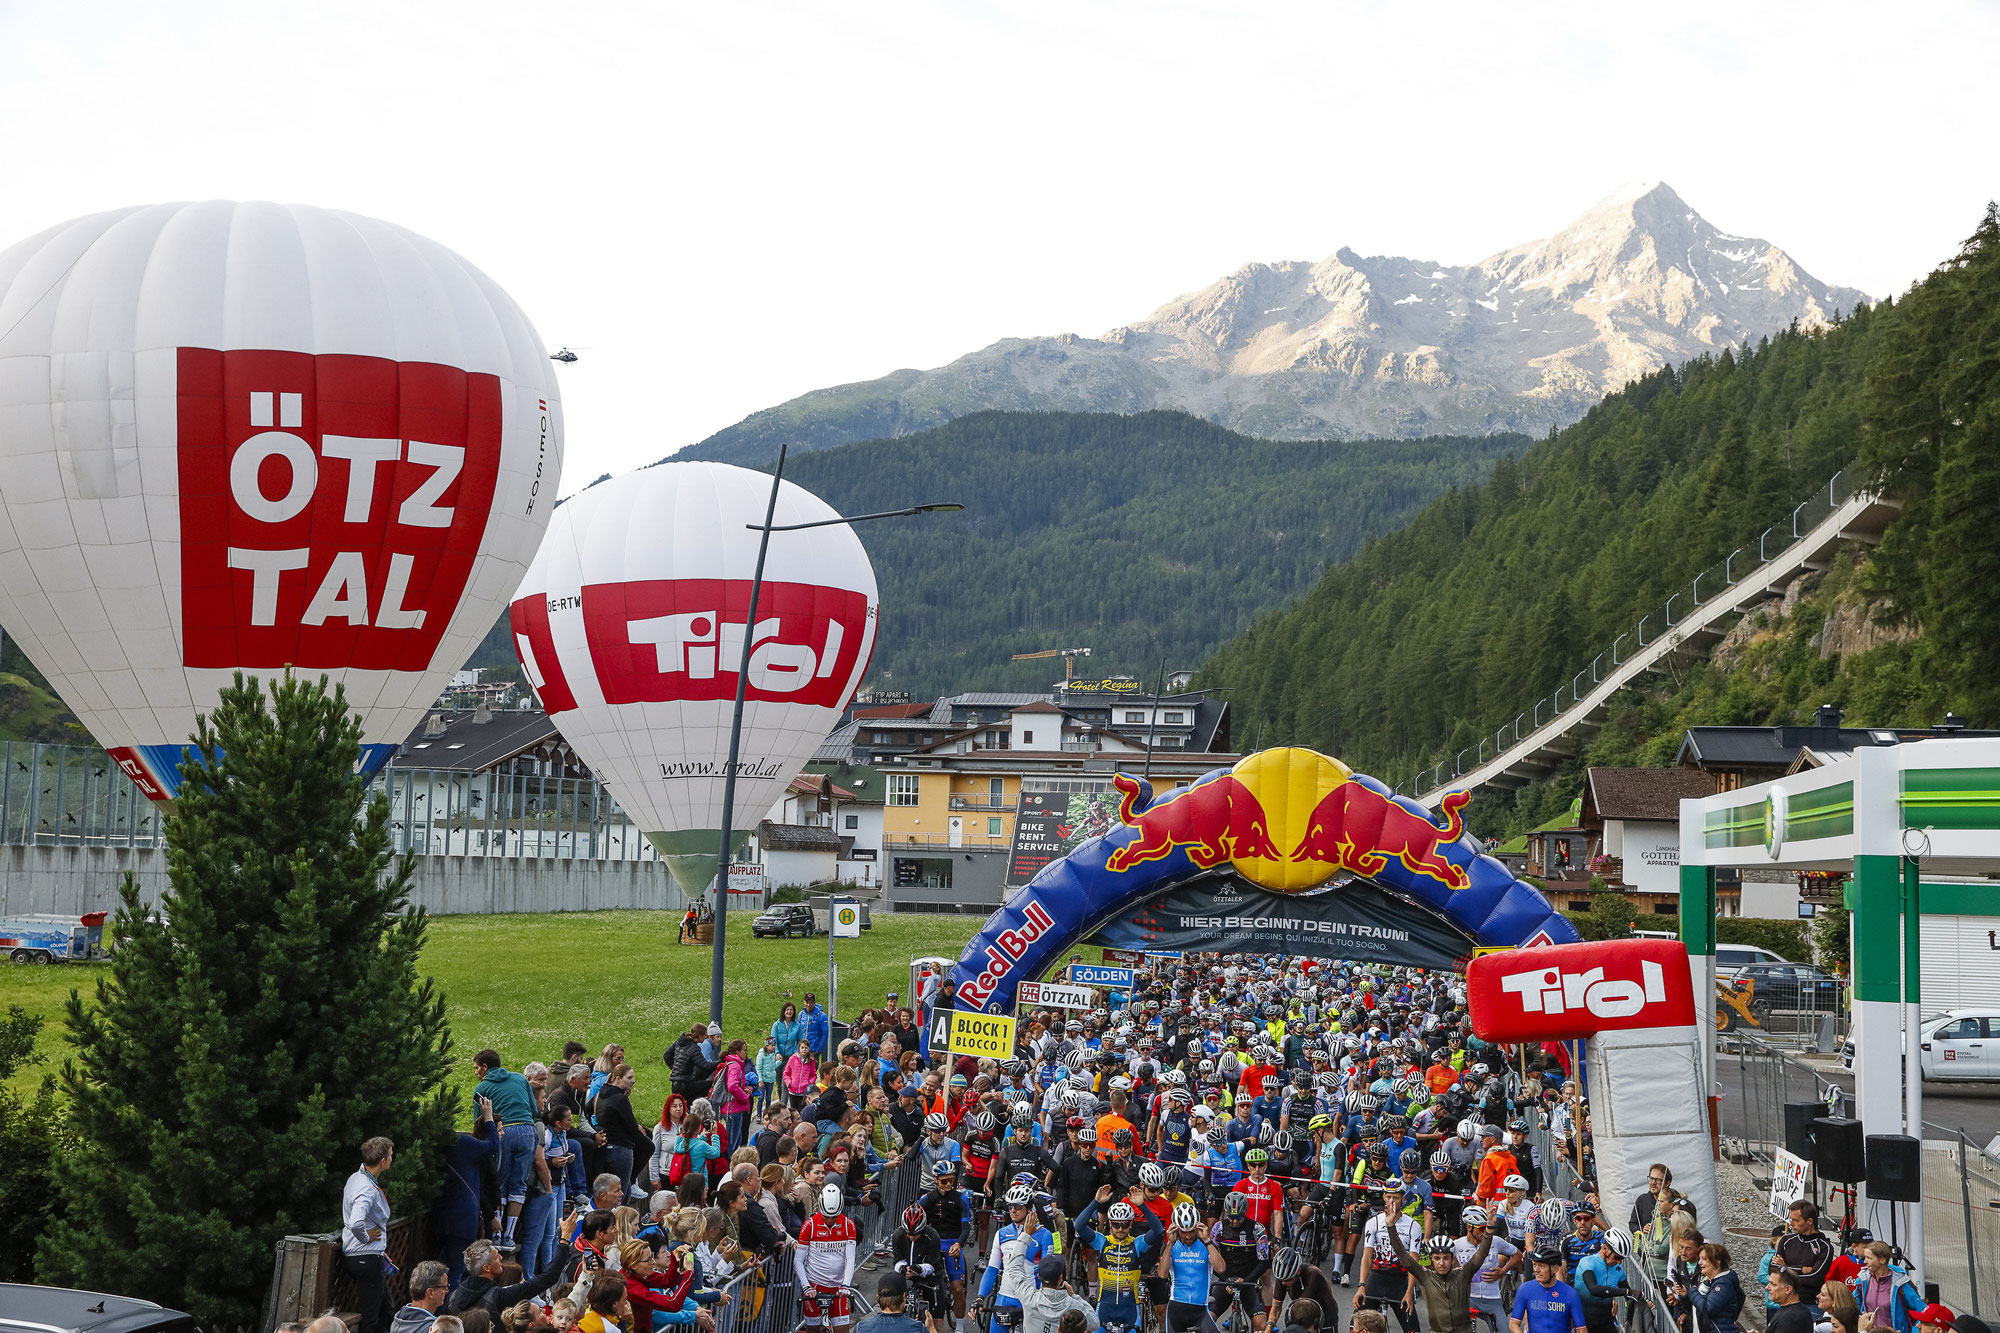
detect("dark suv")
(752, 903), (816, 938)
(1736, 962), (1843, 1016)
(0, 1285), (200, 1333)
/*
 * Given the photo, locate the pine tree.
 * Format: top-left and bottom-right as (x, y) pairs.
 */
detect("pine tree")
(0, 1005), (70, 1280)
(40, 672), (457, 1329)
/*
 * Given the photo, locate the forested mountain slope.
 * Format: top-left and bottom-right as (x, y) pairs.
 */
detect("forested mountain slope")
(459, 412), (1523, 697)
(1200, 206), (2000, 831)
(767, 412), (1524, 694)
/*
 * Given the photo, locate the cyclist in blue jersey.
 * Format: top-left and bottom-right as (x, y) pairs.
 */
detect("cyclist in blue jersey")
(1155, 1200), (1224, 1333)
(1559, 1204), (1603, 1282)
(1075, 1185), (1165, 1331)
(977, 1182), (1058, 1326)
(1510, 1249), (1587, 1333)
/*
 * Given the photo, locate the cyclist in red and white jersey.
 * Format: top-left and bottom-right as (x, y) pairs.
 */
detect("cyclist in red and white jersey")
(797, 1183), (859, 1333)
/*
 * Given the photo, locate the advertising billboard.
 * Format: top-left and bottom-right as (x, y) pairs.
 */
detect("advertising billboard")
(1006, 787), (1121, 886)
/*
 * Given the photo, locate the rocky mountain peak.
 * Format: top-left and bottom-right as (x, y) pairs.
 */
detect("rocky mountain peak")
(683, 184), (1871, 463)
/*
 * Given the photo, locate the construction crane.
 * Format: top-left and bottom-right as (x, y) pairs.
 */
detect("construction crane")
(1011, 646), (1092, 682)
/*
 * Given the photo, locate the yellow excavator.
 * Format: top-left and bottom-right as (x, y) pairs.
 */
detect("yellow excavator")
(1715, 975), (1763, 1033)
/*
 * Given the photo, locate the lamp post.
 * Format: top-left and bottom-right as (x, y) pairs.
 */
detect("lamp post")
(707, 439), (962, 1023)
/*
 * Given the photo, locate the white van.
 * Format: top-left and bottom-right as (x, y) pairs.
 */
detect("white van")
(1715, 944), (1789, 979)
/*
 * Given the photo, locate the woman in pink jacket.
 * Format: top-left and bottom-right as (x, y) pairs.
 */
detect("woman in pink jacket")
(783, 1038), (818, 1110)
(719, 1038), (755, 1152)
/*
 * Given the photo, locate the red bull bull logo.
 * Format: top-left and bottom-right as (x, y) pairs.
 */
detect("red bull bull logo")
(1291, 782), (1472, 891)
(1103, 773), (1280, 872)
(1104, 747), (1473, 894)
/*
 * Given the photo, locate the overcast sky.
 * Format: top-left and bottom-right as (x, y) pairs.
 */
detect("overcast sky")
(1, 1), (1990, 493)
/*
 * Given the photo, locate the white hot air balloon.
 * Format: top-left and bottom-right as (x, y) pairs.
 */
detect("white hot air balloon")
(509, 462), (878, 898)
(0, 202), (562, 798)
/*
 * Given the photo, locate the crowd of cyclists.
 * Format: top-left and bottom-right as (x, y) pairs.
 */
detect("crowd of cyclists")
(877, 952), (1611, 1333)
(391, 950), (1973, 1333)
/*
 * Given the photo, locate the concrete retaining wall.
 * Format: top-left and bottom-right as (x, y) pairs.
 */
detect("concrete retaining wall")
(0, 843), (712, 917)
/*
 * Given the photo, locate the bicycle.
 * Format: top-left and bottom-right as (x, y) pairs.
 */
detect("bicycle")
(798, 1282), (876, 1333)
(974, 1294), (1027, 1333)
(1211, 1277), (1260, 1333)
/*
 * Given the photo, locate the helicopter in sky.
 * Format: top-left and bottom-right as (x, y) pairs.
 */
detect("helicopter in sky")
(550, 347), (583, 363)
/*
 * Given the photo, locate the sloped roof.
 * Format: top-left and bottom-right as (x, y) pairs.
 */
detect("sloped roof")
(814, 719), (861, 762)
(1677, 727), (1807, 770)
(393, 708), (559, 772)
(788, 773), (857, 801)
(1584, 767), (1714, 822)
(758, 822), (844, 852)
(1013, 701), (1067, 714)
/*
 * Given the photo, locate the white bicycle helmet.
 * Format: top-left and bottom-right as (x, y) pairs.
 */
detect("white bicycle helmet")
(1604, 1227), (1634, 1259)
(1139, 1161), (1167, 1188)
(1272, 1248), (1303, 1282)
(1538, 1198), (1570, 1230)
(924, 1112), (950, 1133)
(1172, 1201), (1201, 1231)
(1003, 1181), (1035, 1207)
(1503, 1173), (1530, 1192)
(1107, 1200), (1137, 1224)
(1455, 1118), (1478, 1142)
(821, 1183), (843, 1216)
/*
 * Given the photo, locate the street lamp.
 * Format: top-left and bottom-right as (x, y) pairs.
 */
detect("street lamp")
(707, 439), (962, 1022)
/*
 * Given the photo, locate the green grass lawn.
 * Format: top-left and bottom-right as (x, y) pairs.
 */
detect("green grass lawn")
(0, 910), (982, 1112)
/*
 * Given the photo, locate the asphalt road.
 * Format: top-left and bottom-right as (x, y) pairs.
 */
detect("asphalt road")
(1717, 1042), (2000, 1149)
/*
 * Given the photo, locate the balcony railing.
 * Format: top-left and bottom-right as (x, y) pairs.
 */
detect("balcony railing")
(889, 832), (1010, 849)
(948, 796), (1011, 812)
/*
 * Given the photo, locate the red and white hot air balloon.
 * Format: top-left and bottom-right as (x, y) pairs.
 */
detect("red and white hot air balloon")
(509, 462), (878, 899)
(0, 202), (562, 798)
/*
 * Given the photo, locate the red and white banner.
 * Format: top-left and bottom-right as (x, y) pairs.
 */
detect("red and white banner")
(1467, 937), (1695, 1041)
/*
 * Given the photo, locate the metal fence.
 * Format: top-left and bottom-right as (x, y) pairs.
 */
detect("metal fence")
(0, 739), (663, 863)
(1712, 1035), (1998, 1316)
(1922, 1122), (2000, 1320)
(1720, 975), (1850, 1050)
(1713, 1032), (1845, 1177)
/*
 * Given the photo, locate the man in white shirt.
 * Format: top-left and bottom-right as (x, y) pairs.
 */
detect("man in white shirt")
(1356, 1184), (1425, 1333)
(1455, 1206), (1521, 1333)
(341, 1136), (396, 1333)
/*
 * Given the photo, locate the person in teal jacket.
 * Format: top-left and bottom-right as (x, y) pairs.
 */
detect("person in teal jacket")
(755, 1037), (780, 1117)
(473, 1049), (539, 1246)
(771, 1002), (804, 1066)
(672, 1097), (725, 1184)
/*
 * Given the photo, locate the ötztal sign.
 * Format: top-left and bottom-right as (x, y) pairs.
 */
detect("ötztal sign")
(181, 350), (501, 669)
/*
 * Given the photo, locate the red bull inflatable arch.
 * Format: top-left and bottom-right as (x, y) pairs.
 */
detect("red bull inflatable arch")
(946, 747), (1581, 1013)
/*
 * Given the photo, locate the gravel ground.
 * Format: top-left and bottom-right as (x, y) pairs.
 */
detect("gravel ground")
(1712, 1153), (1780, 1331)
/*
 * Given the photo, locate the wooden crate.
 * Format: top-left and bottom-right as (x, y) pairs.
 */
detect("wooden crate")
(262, 1214), (422, 1333)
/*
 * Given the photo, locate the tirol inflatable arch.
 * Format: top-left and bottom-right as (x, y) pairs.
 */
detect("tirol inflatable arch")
(946, 747), (1581, 1013)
